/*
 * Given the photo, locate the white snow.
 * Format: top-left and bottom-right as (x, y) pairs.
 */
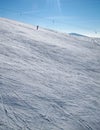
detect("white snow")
(0, 17), (100, 130)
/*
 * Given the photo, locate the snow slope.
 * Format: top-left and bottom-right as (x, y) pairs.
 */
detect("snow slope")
(0, 18), (100, 130)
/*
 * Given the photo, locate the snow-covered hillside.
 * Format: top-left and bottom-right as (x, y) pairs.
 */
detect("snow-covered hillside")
(0, 18), (100, 130)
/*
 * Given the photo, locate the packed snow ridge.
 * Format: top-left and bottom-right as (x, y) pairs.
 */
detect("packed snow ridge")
(0, 18), (100, 130)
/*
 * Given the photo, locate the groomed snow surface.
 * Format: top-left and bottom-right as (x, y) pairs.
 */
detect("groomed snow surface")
(0, 18), (100, 130)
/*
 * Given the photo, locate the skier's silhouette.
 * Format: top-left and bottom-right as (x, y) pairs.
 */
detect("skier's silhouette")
(36, 25), (39, 30)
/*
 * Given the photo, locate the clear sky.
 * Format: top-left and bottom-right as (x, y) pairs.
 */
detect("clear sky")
(0, 0), (100, 37)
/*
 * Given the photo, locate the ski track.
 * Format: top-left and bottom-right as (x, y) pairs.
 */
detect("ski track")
(0, 18), (100, 130)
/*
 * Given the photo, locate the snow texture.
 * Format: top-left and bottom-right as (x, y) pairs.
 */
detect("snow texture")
(0, 18), (100, 130)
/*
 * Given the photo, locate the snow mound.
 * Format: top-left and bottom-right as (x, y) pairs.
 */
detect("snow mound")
(0, 18), (100, 130)
(69, 32), (87, 37)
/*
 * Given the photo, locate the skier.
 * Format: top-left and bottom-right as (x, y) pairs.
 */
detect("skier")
(36, 25), (39, 30)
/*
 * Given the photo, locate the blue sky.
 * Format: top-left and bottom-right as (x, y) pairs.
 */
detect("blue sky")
(0, 0), (100, 37)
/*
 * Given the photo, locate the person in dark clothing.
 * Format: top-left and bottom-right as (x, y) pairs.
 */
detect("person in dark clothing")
(36, 25), (39, 30)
